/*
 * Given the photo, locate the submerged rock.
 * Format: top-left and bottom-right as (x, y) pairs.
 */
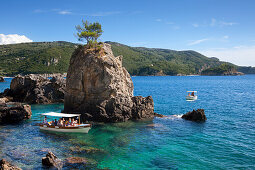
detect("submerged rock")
(0, 74), (65, 104)
(69, 146), (104, 154)
(64, 157), (89, 169)
(0, 77), (5, 82)
(182, 109), (207, 122)
(0, 159), (21, 170)
(0, 104), (32, 124)
(64, 43), (155, 122)
(42, 151), (62, 169)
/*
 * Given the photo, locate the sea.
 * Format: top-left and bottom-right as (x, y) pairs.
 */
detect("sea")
(0, 75), (254, 169)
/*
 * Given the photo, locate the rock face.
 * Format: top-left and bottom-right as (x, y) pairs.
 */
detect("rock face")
(64, 43), (155, 122)
(0, 159), (21, 170)
(0, 76), (5, 82)
(42, 151), (62, 168)
(182, 109), (207, 122)
(0, 104), (32, 124)
(1, 74), (65, 104)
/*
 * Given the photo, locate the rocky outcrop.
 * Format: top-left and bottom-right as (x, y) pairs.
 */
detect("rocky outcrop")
(0, 104), (32, 124)
(0, 74), (65, 104)
(0, 159), (21, 170)
(42, 151), (62, 168)
(0, 77), (5, 82)
(64, 43), (155, 122)
(182, 109), (207, 122)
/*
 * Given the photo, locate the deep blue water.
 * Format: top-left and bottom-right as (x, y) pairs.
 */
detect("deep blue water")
(0, 76), (255, 169)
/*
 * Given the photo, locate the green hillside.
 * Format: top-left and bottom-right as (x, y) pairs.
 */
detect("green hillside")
(108, 41), (224, 75)
(0, 41), (253, 76)
(0, 41), (76, 76)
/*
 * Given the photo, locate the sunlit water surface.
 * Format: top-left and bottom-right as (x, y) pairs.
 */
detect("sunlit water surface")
(0, 76), (255, 169)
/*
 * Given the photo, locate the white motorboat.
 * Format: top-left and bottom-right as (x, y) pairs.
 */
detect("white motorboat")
(39, 112), (91, 133)
(186, 91), (198, 100)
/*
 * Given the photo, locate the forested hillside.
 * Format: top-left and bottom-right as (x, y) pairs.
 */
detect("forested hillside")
(0, 41), (253, 76)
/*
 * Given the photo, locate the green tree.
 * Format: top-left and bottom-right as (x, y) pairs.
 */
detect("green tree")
(76, 20), (103, 47)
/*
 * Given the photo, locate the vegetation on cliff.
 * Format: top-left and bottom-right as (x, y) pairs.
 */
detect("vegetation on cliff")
(0, 41), (76, 76)
(201, 63), (243, 76)
(0, 41), (253, 76)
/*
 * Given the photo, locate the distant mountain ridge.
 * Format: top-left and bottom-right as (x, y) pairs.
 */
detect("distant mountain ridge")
(0, 41), (254, 76)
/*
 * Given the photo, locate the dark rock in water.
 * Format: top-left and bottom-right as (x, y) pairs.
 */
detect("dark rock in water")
(154, 113), (167, 118)
(42, 151), (62, 169)
(64, 43), (155, 122)
(0, 104), (32, 124)
(0, 74), (65, 104)
(0, 159), (21, 170)
(0, 77), (5, 82)
(182, 109), (207, 122)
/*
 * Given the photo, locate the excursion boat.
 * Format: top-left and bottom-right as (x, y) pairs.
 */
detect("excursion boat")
(186, 91), (198, 100)
(39, 112), (91, 133)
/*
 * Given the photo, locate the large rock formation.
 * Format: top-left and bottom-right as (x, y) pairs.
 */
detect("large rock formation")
(0, 74), (65, 104)
(0, 159), (21, 170)
(182, 109), (207, 122)
(0, 104), (32, 124)
(64, 43), (155, 122)
(42, 151), (62, 169)
(0, 76), (5, 82)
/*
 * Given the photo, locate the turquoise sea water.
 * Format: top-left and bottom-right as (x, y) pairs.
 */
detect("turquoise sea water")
(0, 76), (255, 169)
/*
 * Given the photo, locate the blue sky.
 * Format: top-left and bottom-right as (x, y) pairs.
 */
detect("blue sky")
(1, 0), (255, 66)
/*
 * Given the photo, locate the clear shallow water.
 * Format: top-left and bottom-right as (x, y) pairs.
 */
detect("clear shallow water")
(0, 76), (255, 169)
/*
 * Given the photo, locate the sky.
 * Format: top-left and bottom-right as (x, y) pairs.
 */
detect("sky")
(0, 0), (255, 66)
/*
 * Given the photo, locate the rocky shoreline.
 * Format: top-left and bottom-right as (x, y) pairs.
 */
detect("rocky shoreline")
(0, 74), (65, 104)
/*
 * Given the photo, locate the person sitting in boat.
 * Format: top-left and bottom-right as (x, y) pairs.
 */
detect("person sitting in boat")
(43, 116), (48, 125)
(57, 118), (62, 127)
(191, 92), (195, 96)
(71, 118), (78, 126)
(54, 119), (58, 126)
(66, 118), (72, 126)
(62, 118), (66, 127)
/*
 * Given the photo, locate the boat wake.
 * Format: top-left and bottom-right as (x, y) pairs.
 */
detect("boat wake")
(172, 114), (183, 118)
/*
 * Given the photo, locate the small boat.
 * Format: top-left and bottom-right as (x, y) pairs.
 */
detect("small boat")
(39, 112), (91, 133)
(186, 91), (198, 100)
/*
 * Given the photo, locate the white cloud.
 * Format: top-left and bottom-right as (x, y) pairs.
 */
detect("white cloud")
(200, 45), (255, 66)
(220, 21), (237, 26)
(192, 23), (199, 28)
(166, 22), (174, 25)
(172, 25), (180, 30)
(33, 9), (45, 13)
(210, 18), (216, 26)
(155, 18), (162, 22)
(0, 34), (33, 45)
(88, 11), (121, 17)
(223, 35), (229, 39)
(188, 39), (209, 46)
(58, 10), (72, 15)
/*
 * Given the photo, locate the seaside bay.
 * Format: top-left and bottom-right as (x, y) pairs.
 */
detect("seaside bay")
(0, 75), (255, 169)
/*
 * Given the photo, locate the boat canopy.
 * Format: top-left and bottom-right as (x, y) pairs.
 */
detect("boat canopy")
(187, 91), (197, 92)
(41, 112), (81, 117)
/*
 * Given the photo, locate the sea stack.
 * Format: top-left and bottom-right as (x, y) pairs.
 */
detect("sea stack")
(64, 43), (155, 122)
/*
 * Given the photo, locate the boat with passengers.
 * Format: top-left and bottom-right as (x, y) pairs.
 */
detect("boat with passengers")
(186, 91), (198, 100)
(39, 112), (91, 133)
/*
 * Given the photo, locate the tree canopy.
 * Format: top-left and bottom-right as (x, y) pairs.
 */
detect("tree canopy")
(76, 20), (103, 47)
